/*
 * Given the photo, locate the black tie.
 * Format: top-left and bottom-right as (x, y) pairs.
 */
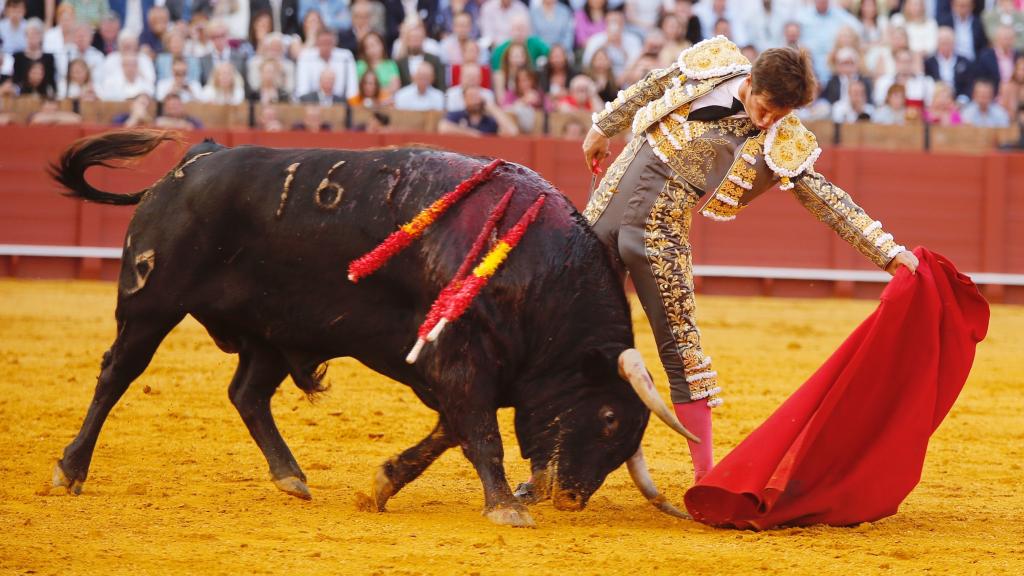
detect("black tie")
(686, 98), (746, 121)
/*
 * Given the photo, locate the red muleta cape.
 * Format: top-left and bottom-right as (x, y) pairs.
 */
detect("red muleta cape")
(683, 247), (990, 529)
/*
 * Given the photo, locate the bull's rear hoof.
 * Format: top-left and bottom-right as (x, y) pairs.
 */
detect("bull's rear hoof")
(52, 462), (83, 495)
(273, 476), (312, 500)
(485, 504), (536, 528)
(371, 466), (395, 512)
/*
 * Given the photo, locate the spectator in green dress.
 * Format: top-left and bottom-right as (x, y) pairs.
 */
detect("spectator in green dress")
(356, 31), (400, 94)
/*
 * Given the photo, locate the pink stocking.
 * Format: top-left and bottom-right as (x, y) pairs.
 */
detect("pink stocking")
(674, 401), (714, 483)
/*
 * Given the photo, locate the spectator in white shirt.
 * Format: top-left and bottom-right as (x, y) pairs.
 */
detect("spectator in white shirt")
(832, 78), (875, 122)
(156, 57), (204, 102)
(393, 60), (445, 110)
(294, 28), (358, 99)
(582, 10), (642, 80)
(0, 0), (27, 55)
(961, 78), (1011, 127)
(480, 0), (531, 46)
(873, 47), (935, 107)
(65, 23), (105, 74)
(199, 60), (247, 104)
(446, 63), (496, 112)
(99, 52), (155, 100)
(101, 30), (156, 86)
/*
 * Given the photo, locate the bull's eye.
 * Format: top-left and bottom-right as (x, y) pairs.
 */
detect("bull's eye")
(599, 406), (619, 437)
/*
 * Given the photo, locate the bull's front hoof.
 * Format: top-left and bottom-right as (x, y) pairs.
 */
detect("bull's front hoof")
(371, 466), (395, 512)
(273, 476), (312, 500)
(52, 462), (83, 495)
(485, 504), (536, 528)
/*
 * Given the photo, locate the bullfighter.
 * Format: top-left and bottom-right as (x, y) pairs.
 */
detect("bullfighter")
(581, 36), (920, 484)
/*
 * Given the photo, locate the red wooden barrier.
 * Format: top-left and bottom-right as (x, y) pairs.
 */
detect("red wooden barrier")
(1, 125), (1022, 303)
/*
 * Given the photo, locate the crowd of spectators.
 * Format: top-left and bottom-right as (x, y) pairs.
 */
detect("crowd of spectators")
(1, 0), (1023, 136)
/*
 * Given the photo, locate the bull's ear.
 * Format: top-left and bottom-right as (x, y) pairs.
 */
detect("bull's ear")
(581, 347), (619, 385)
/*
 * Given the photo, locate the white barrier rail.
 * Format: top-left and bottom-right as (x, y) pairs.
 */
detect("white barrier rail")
(2, 244), (1024, 286)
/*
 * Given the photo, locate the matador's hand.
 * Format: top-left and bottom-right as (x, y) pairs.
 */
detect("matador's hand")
(582, 126), (610, 174)
(885, 250), (919, 276)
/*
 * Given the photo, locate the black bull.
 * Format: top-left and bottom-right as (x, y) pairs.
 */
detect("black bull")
(49, 130), (694, 527)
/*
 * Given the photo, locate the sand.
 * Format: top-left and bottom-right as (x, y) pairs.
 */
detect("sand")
(0, 279), (1021, 575)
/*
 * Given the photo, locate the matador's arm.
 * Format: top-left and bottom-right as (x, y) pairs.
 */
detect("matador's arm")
(790, 170), (906, 269)
(591, 64), (680, 138)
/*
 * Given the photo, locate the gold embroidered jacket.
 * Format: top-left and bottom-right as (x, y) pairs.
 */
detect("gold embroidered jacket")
(589, 36), (905, 269)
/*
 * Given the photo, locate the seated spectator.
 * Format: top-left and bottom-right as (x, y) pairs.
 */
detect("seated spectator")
(658, 13), (690, 66)
(139, 5), (170, 57)
(588, 47), (619, 103)
(937, 0), (987, 62)
(28, 98), (83, 124)
(157, 29), (202, 84)
(156, 92), (204, 129)
(501, 67), (544, 132)
(395, 19), (445, 90)
(247, 32), (295, 95)
(961, 78), (1011, 127)
(93, 13), (121, 55)
(619, 53), (659, 87)
(349, 68), (391, 108)
(393, 60), (445, 110)
(292, 103), (331, 131)
(357, 31), (400, 93)
(66, 23), (105, 74)
(13, 18), (56, 96)
(101, 30), (157, 86)
(925, 27), (974, 101)
(925, 81), (962, 125)
(490, 14), (549, 72)
(439, 12), (488, 66)
(60, 57), (98, 100)
(450, 41), (493, 90)
(696, 0), (749, 46)
(245, 10), (274, 57)
(299, 67), (347, 105)
(531, 0), (573, 53)
(1, 0), (28, 55)
(539, 43), (575, 100)
(797, 0), (861, 83)
(672, 0), (704, 46)
(337, 0), (377, 56)
(299, 0), (350, 34)
(493, 41), (531, 101)
(555, 74), (603, 113)
(391, 16), (442, 60)
(199, 60), (247, 104)
(257, 103), (285, 131)
(873, 84), (910, 124)
(205, 0), (251, 40)
(976, 25), (1019, 95)
(561, 115), (587, 139)
(446, 63), (495, 112)
(112, 92), (155, 126)
(582, 10), (642, 81)
(294, 28), (358, 99)
(626, 0), (665, 36)
(250, 58), (292, 103)
(832, 78), (875, 122)
(43, 4), (77, 74)
(66, 0), (111, 29)
(480, 0), (531, 47)
(983, 0), (1024, 53)
(200, 19), (248, 84)
(18, 59), (53, 97)
(439, 85), (502, 136)
(874, 48), (934, 108)
(856, 0), (887, 48)
(99, 52), (154, 100)
(890, 0), (938, 56)
(291, 9), (325, 59)
(820, 47), (872, 106)
(575, 0), (608, 49)
(157, 57), (204, 102)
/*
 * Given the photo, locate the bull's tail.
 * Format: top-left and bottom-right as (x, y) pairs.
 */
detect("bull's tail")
(49, 129), (181, 206)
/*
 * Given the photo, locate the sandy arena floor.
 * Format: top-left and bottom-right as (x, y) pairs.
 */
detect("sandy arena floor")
(0, 279), (1021, 575)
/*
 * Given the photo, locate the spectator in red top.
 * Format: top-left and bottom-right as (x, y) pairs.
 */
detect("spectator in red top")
(556, 74), (603, 113)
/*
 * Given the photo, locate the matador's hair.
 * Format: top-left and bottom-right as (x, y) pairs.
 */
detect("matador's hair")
(750, 47), (818, 110)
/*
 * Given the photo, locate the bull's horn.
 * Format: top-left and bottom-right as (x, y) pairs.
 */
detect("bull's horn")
(618, 349), (700, 443)
(626, 447), (690, 520)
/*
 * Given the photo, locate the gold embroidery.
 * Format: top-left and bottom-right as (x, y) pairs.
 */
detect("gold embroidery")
(593, 65), (680, 138)
(677, 36), (752, 79)
(643, 178), (721, 403)
(699, 132), (766, 220)
(583, 136), (644, 224)
(765, 113), (821, 183)
(791, 171), (904, 269)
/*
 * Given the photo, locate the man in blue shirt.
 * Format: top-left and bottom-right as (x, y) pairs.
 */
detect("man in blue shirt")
(438, 85), (500, 136)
